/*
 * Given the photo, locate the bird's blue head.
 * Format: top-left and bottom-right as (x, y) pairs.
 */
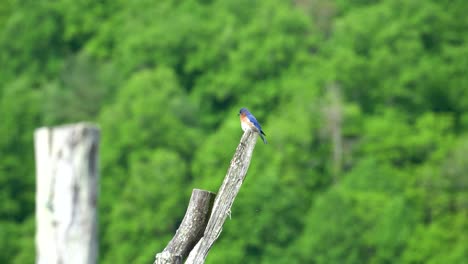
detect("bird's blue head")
(239, 107), (250, 116)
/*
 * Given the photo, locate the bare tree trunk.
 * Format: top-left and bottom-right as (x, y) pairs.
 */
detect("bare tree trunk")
(185, 130), (258, 264)
(154, 189), (215, 264)
(324, 83), (343, 181)
(154, 130), (259, 264)
(34, 123), (100, 264)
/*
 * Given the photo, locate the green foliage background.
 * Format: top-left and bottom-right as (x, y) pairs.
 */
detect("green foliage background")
(1, 0), (467, 263)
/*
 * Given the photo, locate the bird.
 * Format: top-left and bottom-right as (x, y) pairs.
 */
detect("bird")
(239, 107), (267, 144)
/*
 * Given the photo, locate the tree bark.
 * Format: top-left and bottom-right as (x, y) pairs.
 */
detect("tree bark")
(185, 130), (258, 264)
(34, 123), (100, 264)
(154, 189), (215, 264)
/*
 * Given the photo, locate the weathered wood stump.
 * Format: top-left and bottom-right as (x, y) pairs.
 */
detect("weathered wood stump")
(154, 189), (215, 264)
(34, 123), (100, 264)
(155, 130), (259, 264)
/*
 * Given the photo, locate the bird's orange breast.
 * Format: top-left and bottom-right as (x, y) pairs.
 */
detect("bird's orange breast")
(240, 114), (249, 123)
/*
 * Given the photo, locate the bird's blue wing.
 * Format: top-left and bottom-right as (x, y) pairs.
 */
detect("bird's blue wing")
(247, 114), (265, 134)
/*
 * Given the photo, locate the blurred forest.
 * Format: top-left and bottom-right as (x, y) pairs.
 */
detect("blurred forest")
(1, 0), (468, 263)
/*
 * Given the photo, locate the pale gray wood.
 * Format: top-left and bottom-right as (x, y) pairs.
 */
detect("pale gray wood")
(154, 252), (182, 264)
(186, 130), (258, 264)
(154, 189), (215, 264)
(34, 123), (100, 264)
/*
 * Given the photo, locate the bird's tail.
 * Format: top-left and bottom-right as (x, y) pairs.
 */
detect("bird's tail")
(259, 133), (267, 144)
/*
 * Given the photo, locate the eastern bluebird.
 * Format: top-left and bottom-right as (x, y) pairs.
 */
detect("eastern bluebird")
(239, 107), (267, 144)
